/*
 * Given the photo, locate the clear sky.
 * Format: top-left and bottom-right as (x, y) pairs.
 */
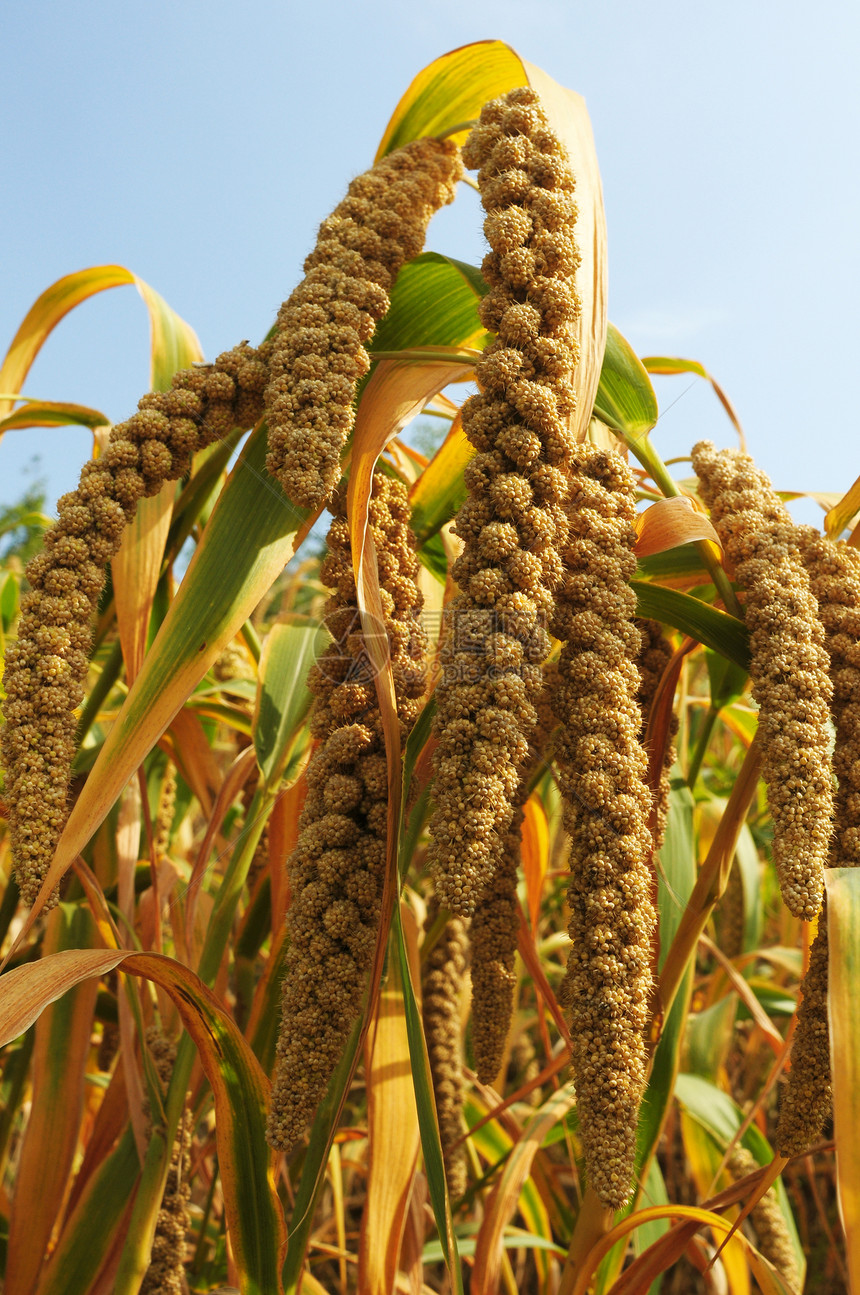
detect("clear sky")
(4, 0), (859, 526)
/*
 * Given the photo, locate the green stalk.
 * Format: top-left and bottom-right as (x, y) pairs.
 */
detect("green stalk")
(197, 783), (274, 988)
(686, 706), (718, 789)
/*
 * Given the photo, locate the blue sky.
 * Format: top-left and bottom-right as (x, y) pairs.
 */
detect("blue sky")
(4, 0), (859, 525)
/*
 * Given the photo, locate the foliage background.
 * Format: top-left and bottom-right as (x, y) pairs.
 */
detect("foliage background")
(5, 0), (860, 517)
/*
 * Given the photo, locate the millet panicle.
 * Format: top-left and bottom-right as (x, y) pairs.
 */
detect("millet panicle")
(691, 441), (833, 921)
(267, 471), (426, 1153)
(470, 671), (559, 1084)
(635, 617), (678, 853)
(140, 1029), (192, 1295)
(427, 86), (582, 928)
(726, 1147), (801, 1289)
(422, 900), (469, 1200)
(264, 139), (463, 512)
(2, 343), (271, 907)
(550, 443), (655, 1211)
(777, 533), (860, 1156)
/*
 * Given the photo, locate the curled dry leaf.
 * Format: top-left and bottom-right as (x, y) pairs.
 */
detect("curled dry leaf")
(634, 495), (722, 559)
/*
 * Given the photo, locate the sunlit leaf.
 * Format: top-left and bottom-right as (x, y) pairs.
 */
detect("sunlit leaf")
(593, 323), (658, 439)
(359, 909), (421, 1295)
(634, 496), (721, 558)
(0, 398), (109, 434)
(0, 265), (200, 437)
(376, 40), (528, 156)
(253, 617), (320, 790)
(410, 412), (473, 547)
(378, 43), (607, 445)
(826, 867), (860, 1292)
(631, 581), (750, 669)
(371, 252), (489, 355)
(824, 469), (860, 539)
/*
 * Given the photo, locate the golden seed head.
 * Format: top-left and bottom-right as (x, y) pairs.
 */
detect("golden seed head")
(692, 441), (833, 921)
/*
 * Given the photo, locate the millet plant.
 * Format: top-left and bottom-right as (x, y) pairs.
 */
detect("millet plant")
(0, 38), (858, 1295)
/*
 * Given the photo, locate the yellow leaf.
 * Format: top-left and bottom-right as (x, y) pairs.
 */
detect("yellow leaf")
(519, 57), (607, 447)
(521, 796), (549, 934)
(347, 355), (474, 863)
(472, 1086), (577, 1295)
(568, 1202), (794, 1295)
(4, 906), (100, 1295)
(634, 496), (721, 558)
(0, 397), (110, 433)
(0, 264), (201, 440)
(359, 904), (422, 1294)
(824, 469), (860, 538)
(376, 40), (528, 157)
(377, 42), (608, 447)
(825, 867), (860, 1293)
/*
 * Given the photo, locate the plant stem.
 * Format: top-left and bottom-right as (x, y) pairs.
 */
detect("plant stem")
(686, 705), (718, 789)
(654, 734), (762, 1031)
(558, 1187), (615, 1295)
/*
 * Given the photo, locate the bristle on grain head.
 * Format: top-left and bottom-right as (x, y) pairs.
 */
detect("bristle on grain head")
(427, 88), (581, 924)
(2, 343), (271, 908)
(550, 443), (655, 1211)
(266, 472), (426, 1154)
(264, 139), (462, 513)
(777, 533), (860, 1155)
(691, 442), (833, 921)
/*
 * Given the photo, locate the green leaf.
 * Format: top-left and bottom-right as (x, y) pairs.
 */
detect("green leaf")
(392, 901), (463, 1292)
(636, 543), (710, 585)
(675, 1072), (804, 1282)
(632, 581), (750, 669)
(376, 41), (528, 157)
(593, 323), (659, 439)
(684, 995), (738, 1081)
(372, 253), (489, 355)
(253, 618), (321, 790)
(37, 1126), (140, 1295)
(705, 647), (749, 710)
(735, 824), (763, 953)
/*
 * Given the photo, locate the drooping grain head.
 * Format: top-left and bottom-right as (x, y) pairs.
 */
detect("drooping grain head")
(422, 900), (469, 1200)
(691, 441), (833, 921)
(549, 443), (655, 1211)
(427, 87), (580, 927)
(1, 343), (271, 907)
(264, 138), (463, 512)
(777, 532), (860, 1155)
(267, 471), (426, 1154)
